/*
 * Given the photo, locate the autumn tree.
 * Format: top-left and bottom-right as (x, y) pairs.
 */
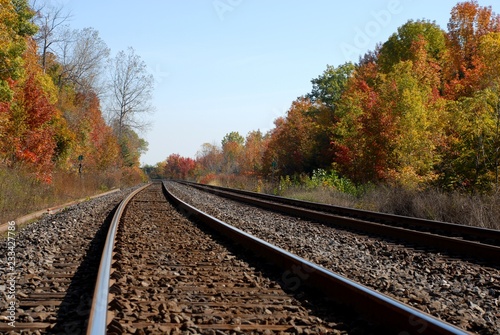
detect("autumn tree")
(436, 2), (500, 190)
(240, 130), (267, 176)
(263, 98), (318, 176)
(221, 131), (244, 174)
(0, 0), (67, 182)
(445, 1), (500, 99)
(332, 33), (447, 187)
(1, 40), (61, 182)
(196, 143), (223, 175)
(332, 61), (390, 183)
(164, 154), (196, 180)
(65, 91), (120, 172)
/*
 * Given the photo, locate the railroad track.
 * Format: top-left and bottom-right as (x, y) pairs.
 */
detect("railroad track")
(86, 182), (468, 334)
(177, 181), (500, 265)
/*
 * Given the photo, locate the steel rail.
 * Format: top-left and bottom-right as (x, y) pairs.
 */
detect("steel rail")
(162, 181), (470, 335)
(179, 181), (500, 245)
(178, 181), (500, 264)
(86, 183), (151, 335)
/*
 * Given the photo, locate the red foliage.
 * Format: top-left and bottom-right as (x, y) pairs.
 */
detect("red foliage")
(13, 73), (57, 182)
(332, 62), (395, 183)
(74, 91), (120, 171)
(164, 154), (196, 180)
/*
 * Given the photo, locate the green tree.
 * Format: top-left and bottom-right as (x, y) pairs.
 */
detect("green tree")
(441, 89), (499, 190)
(378, 20), (446, 73)
(0, 0), (37, 101)
(382, 59), (445, 187)
(478, 32), (500, 190)
(118, 126), (148, 167)
(307, 62), (355, 112)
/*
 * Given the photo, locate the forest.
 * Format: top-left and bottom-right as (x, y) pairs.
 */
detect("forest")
(0, 0), (152, 221)
(157, 1), (500, 196)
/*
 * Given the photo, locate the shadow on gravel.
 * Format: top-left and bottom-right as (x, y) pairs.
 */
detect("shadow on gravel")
(48, 203), (118, 335)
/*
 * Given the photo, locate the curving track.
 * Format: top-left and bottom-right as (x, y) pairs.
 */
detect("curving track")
(100, 183), (367, 334)
(87, 182), (470, 334)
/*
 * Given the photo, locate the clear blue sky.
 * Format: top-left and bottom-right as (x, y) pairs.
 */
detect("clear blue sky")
(59, 0), (496, 165)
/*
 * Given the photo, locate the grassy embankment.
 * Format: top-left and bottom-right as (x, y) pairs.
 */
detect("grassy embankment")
(0, 166), (140, 224)
(203, 171), (500, 230)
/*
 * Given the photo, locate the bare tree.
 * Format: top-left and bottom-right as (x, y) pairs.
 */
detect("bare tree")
(31, 1), (72, 71)
(107, 47), (154, 138)
(56, 27), (110, 93)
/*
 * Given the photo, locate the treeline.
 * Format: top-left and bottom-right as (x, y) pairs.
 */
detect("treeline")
(0, 0), (152, 184)
(156, 1), (500, 193)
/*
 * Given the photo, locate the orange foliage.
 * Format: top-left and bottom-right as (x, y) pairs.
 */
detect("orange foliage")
(263, 98), (318, 175)
(445, 1), (500, 98)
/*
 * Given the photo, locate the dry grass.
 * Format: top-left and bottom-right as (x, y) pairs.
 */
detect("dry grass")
(201, 174), (500, 230)
(0, 166), (141, 224)
(359, 187), (500, 230)
(281, 185), (500, 230)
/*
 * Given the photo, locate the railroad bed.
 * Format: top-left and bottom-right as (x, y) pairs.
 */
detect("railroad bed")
(105, 183), (375, 334)
(166, 181), (500, 335)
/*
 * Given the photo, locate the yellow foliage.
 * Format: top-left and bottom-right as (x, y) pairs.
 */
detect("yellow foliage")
(479, 32), (500, 88)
